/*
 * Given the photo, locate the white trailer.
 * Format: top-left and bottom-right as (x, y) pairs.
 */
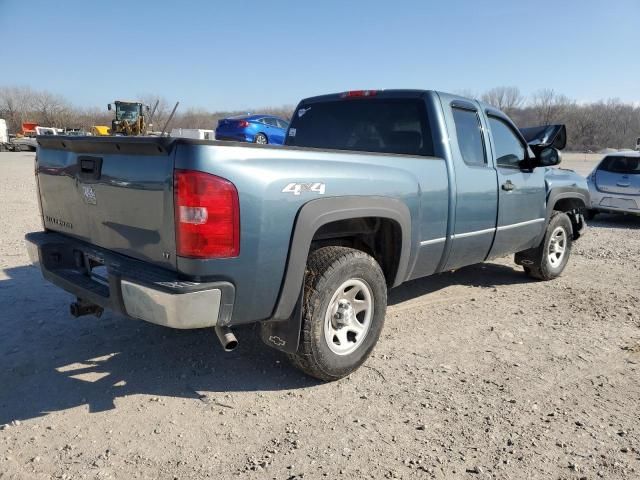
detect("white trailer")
(170, 128), (215, 140)
(35, 126), (60, 136)
(0, 119), (8, 144)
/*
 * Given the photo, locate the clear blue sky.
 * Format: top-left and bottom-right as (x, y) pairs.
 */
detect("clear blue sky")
(1, 0), (638, 110)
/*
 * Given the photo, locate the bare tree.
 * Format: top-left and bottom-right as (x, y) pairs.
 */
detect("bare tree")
(32, 90), (72, 128)
(481, 86), (524, 116)
(137, 94), (173, 132)
(0, 86), (37, 132)
(530, 89), (573, 125)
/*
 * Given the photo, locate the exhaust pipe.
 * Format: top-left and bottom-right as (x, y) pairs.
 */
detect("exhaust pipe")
(215, 326), (238, 352)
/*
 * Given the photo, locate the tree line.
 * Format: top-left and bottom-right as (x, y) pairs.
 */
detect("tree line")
(477, 87), (639, 152)
(1, 85), (638, 151)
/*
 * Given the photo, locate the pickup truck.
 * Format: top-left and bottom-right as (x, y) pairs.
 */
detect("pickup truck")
(25, 89), (589, 381)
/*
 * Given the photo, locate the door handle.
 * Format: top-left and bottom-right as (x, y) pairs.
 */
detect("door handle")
(502, 180), (515, 191)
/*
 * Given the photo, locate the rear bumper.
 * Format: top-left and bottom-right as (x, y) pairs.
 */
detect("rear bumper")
(25, 231), (235, 329)
(589, 186), (640, 214)
(214, 130), (252, 143)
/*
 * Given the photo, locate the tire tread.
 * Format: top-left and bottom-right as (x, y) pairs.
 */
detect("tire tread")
(288, 246), (385, 381)
(516, 211), (572, 281)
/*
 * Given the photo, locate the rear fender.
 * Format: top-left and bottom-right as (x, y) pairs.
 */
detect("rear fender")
(260, 196), (412, 353)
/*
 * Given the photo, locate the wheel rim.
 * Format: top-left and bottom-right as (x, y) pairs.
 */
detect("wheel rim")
(548, 226), (567, 268)
(323, 278), (373, 356)
(256, 134), (267, 144)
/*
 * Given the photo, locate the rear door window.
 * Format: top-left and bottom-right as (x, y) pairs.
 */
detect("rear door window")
(452, 107), (486, 166)
(598, 156), (640, 174)
(286, 98), (434, 156)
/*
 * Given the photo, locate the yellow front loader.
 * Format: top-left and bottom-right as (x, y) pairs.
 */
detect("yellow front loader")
(108, 101), (150, 136)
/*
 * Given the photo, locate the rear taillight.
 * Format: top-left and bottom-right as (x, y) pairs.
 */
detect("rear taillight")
(174, 169), (240, 258)
(341, 90), (378, 98)
(236, 120), (249, 128)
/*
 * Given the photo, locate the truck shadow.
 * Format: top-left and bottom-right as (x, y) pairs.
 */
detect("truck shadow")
(389, 261), (530, 305)
(587, 214), (640, 230)
(0, 264), (319, 425)
(1, 260), (529, 424)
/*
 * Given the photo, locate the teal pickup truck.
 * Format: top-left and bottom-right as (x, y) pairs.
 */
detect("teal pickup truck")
(26, 90), (588, 381)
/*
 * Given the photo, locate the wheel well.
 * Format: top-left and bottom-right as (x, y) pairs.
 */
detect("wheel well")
(553, 197), (585, 213)
(310, 217), (402, 286)
(552, 197), (587, 239)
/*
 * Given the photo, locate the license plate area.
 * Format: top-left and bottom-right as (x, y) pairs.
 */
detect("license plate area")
(84, 253), (109, 287)
(68, 249), (110, 295)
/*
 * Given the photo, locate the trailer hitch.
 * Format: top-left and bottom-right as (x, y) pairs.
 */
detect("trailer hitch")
(70, 298), (104, 318)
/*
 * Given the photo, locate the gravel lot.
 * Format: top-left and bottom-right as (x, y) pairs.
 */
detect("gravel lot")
(1, 151), (639, 479)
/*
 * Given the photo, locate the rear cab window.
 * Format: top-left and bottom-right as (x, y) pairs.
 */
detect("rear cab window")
(286, 97), (435, 157)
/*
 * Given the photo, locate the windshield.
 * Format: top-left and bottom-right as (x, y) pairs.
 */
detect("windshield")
(599, 156), (640, 174)
(286, 98), (434, 156)
(115, 103), (141, 122)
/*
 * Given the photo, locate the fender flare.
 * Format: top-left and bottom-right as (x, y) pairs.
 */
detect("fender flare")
(546, 187), (589, 220)
(271, 196), (412, 322)
(535, 187), (589, 244)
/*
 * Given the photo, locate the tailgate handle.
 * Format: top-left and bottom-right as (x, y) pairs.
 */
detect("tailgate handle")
(78, 157), (103, 180)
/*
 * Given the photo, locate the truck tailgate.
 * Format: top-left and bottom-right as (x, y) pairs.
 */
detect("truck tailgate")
(36, 136), (177, 270)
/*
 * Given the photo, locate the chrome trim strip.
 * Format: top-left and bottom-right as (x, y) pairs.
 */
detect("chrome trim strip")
(496, 218), (545, 231)
(452, 227), (496, 239)
(426, 218), (546, 245)
(420, 237), (446, 246)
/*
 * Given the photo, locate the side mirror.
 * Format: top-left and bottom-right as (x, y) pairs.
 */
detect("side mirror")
(107, 104), (112, 111)
(537, 147), (562, 167)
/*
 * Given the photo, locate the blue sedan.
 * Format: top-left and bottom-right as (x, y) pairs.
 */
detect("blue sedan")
(215, 114), (289, 145)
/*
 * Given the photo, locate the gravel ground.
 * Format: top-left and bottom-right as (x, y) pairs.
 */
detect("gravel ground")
(1, 151), (638, 480)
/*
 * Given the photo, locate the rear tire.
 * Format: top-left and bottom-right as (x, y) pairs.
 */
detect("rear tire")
(288, 246), (387, 381)
(254, 133), (268, 144)
(515, 212), (573, 280)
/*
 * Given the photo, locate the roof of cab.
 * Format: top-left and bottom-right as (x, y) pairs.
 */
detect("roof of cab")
(299, 89), (436, 104)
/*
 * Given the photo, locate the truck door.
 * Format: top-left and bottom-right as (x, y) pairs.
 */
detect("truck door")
(440, 97), (499, 271)
(485, 112), (547, 258)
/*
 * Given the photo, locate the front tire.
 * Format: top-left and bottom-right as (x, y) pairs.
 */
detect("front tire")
(288, 246), (387, 381)
(516, 212), (573, 280)
(254, 133), (268, 144)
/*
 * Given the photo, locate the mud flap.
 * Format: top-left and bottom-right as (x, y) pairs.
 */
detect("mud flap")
(259, 287), (303, 354)
(570, 211), (585, 240)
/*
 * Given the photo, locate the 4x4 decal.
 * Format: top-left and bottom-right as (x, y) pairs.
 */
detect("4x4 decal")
(282, 182), (326, 196)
